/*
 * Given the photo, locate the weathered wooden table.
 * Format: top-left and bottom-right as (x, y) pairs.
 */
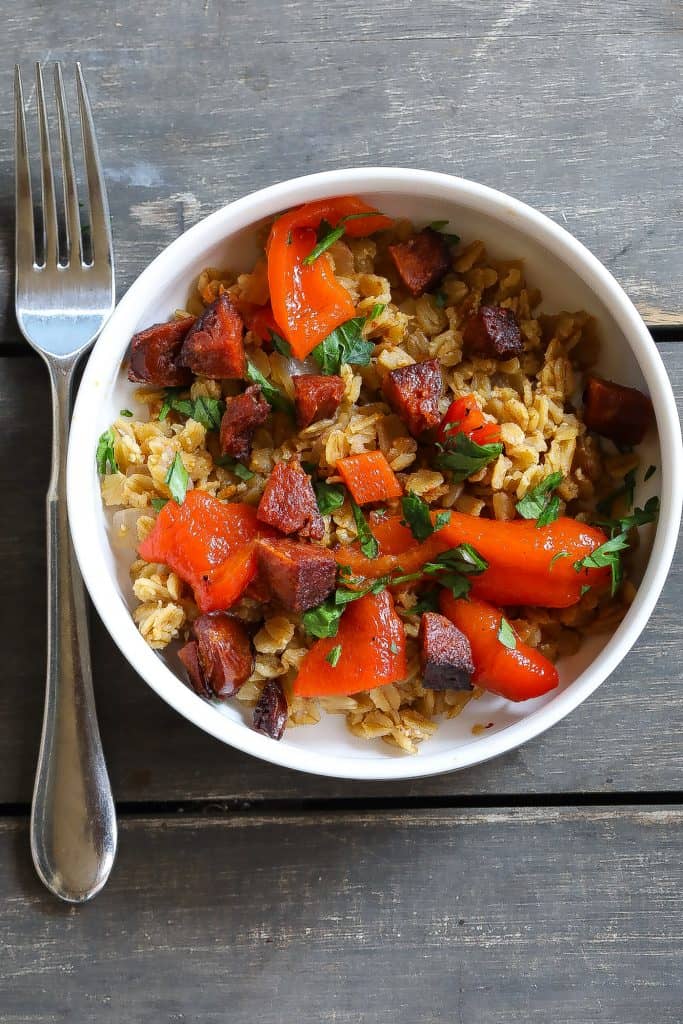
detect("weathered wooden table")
(1, 3), (681, 1020)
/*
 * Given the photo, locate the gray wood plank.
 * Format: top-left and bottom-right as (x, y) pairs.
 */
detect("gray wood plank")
(0, 0), (681, 339)
(0, 807), (681, 1022)
(1, 344), (680, 803)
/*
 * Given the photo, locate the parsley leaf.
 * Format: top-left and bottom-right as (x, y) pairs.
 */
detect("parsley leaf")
(498, 617), (517, 649)
(165, 453), (189, 504)
(351, 500), (379, 558)
(314, 480), (345, 516)
(516, 472), (564, 527)
(398, 591), (440, 617)
(302, 598), (344, 639)
(151, 497), (168, 512)
(303, 213), (375, 265)
(428, 221), (461, 244)
(549, 550), (569, 569)
(312, 304), (385, 375)
(644, 464), (657, 482)
(401, 492), (450, 542)
(573, 532), (630, 596)
(270, 330), (292, 357)
(215, 455), (255, 481)
(245, 362), (294, 417)
(119, 408), (134, 417)
(96, 428), (118, 475)
(326, 644), (342, 667)
(435, 433), (503, 482)
(596, 468), (636, 517)
(157, 390), (225, 430)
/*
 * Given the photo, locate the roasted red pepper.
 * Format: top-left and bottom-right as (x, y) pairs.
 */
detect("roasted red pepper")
(138, 490), (275, 612)
(437, 393), (501, 446)
(440, 592), (559, 701)
(267, 197), (392, 360)
(293, 590), (407, 697)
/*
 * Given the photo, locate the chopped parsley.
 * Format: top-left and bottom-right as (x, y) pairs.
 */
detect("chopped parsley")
(644, 464), (657, 482)
(428, 220), (461, 244)
(119, 408), (134, 417)
(578, 494), (660, 597)
(303, 213), (376, 265)
(215, 455), (255, 481)
(302, 575), (387, 639)
(516, 471), (564, 528)
(165, 452), (189, 504)
(351, 500), (379, 558)
(549, 550), (570, 569)
(157, 390), (224, 430)
(326, 644), (342, 667)
(151, 497), (168, 512)
(596, 468), (636, 517)
(245, 362), (294, 417)
(269, 330), (292, 357)
(314, 479), (346, 516)
(401, 491), (450, 542)
(95, 428), (118, 475)
(399, 591), (441, 617)
(498, 617), (517, 650)
(312, 303), (385, 375)
(435, 433), (503, 483)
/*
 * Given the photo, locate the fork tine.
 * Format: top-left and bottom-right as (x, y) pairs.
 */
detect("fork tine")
(35, 62), (59, 266)
(75, 63), (112, 266)
(14, 65), (36, 270)
(53, 63), (83, 267)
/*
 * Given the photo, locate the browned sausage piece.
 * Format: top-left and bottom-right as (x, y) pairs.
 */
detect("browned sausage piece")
(257, 461), (324, 540)
(256, 537), (337, 612)
(180, 613), (254, 699)
(253, 679), (288, 740)
(583, 375), (654, 447)
(219, 385), (270, 460)
(180, 293), (246, 379)
(462, 305), (523, 359)
(382, 358), (443, 436)
(419, 612), (474, 691)
(388, 228), (451, 298)
(293, 374), (345, 429)
(128, 317), (195, 386)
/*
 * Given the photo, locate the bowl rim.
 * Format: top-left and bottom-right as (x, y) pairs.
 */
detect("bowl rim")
(67, 166), (683, 781)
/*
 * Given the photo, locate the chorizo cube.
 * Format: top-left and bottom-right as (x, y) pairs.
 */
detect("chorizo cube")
(253, 679), (288, 740)
(256, 537), (337, 612)
(257, 461), (324, 540)
(180, 293), (246, 379)
(188, 613), (254, 699)
(293, 373), (345, 428)
(128, 317), (195, 386)
(419, 612), (474, 691)
(219, 385), (270, 460)
(382, 358), (443, 436)
(583, 375), (654, 447)
(388, 228), (451, 297)
(462, 305), (523, 359)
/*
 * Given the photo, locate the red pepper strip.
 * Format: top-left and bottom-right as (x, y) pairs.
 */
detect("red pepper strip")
(267, 197), (392, 360)
(244, 303), (280, 344)
(439, 591), (559, 701)
(293, 590), (407, 697)
(138, 490), (275, 612)
(334, 512), (610, 608)
(438, 393), (502, 446)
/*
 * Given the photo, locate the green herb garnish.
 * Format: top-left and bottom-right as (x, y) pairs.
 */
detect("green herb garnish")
(596, 468), (636, 517)
(549, 550), (569, 569)
(151, 497), (168, 512)
(270, 331), (292, 357)
(574, 532), (629, 596)
(95, 428), (118, 475)
(302, 598), (344, 639)
(644, 465), (657, 482)
(312, 303), (385, 375)
(215, 455), (255, 481)
(165, 452), (189, 504)
(516, 471), (564, 527)
(245, 362), (294, 417)
(157, 390), (224, 430)
(314, 480), (345, 516)
(398, 591), (441, 616)
(119, 408), (134, 417)
(303, 213), (376, 265)
(351, 499), (379, 558)
(498, 617), (517, 649)
(401, 492), (451, 542)
(435, 433), (503, 483)
(326, 644), (342, 667)
(428, 220), (461, 244)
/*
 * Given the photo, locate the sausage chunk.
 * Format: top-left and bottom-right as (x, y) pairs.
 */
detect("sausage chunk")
(419, 612), (474, 691)
(388, 228), (450, 297)
(256, 537), (337, 612)
(219, 385), (270, 460)
(180, 293), (245, 379)
(257, 461), (324, 540)
(462, 306), (523, 359)
(128, 317), (195, 386)
(583, 375), (654, 447)
(293, 374), (345, 428)
(178, 613), (254, 700)
(253, 679), (288, 740)
(382, 358), (443, 436)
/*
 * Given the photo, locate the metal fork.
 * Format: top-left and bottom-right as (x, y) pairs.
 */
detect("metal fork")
(14, 62), (117, 902)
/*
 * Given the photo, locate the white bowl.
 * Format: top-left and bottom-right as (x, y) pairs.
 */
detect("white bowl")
(67, 168), (682, 781)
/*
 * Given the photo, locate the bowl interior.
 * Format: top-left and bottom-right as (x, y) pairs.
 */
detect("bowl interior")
(69, 175), (666, 779)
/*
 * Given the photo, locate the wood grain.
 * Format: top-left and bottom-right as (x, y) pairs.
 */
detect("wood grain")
(0, 0), (681, 341)
(1, 807), (681, 1022)
(1, 343), (680, 804)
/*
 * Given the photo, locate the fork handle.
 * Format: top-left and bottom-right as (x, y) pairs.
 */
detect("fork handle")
(30, 357), (117, 903)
